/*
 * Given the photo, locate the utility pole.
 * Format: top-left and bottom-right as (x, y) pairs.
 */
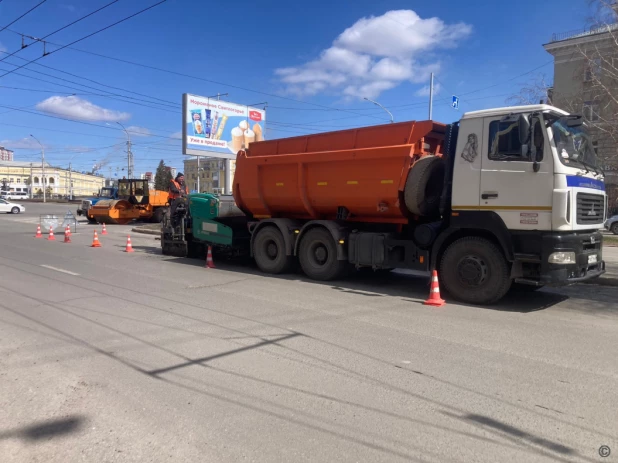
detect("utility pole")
(428, 72), (434, 120)
(114, 122), (133, 178)
(29, 163), (33, 199)
(30, 134), (45, 203)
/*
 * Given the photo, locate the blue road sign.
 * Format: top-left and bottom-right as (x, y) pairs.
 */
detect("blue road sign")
(452, 95), (459, 110)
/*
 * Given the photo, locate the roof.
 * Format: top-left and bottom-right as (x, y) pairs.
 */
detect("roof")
(461, 104), (569, 120)
(0, 160), (51, 168)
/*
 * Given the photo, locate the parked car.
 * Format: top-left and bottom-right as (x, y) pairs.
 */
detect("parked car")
(0, 199), (25, 214)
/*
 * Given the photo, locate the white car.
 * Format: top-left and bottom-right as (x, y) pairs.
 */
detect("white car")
(0, 199), (25, 214)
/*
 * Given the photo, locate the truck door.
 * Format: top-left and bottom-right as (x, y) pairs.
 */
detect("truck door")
(480, 116), (553, 230)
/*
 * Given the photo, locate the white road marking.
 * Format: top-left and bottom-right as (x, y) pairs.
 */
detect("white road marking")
(40, 265), (80, 276)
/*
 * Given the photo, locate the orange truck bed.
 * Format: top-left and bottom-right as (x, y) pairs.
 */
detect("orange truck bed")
(233, 120), (446, 224)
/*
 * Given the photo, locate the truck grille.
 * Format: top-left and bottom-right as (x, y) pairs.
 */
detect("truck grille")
(576, 193), (604, 225)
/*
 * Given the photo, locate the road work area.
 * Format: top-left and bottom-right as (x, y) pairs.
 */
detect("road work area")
(1, 203), (617, 463)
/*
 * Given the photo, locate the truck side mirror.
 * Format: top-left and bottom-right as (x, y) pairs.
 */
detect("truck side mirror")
(518, 114), (530, 145)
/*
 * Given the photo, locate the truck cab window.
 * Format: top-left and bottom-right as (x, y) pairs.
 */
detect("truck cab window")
(488, 120), (526, 161)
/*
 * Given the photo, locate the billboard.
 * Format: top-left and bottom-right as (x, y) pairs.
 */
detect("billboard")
(182, 93), (266, 160)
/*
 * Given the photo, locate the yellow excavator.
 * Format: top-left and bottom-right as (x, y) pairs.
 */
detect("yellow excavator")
(86, 179), (169, 225)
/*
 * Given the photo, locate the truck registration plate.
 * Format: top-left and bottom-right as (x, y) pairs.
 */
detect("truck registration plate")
(588, 255), (597, 264)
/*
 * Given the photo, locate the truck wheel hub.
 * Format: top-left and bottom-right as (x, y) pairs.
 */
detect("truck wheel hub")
(313, 245), (328, 264)
(457, 256), (487, 286)
(266, 241), (278, 259)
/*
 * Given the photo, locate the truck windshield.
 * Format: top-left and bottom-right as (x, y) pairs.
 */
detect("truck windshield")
(100, 188), (113, 197)
(549, 117), (599, 171)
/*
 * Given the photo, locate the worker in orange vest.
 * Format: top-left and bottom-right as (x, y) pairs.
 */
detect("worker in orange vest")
(168, 172), (189, 223)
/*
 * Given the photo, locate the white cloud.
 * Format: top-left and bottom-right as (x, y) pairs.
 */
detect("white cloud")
(275, 10), (472, 100)
(35, 96), (130, 122)
(126, 126), (152, 137)
(0, 42), (6, 54)
(60, 4), (76, 12)
(169, 131), (182, 140)
(0, 138), (49, 150)
(415, 82), (441, 97)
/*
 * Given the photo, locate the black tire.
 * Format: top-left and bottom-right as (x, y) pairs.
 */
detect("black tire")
(511, 283), (544, 292)
(152, 207), (165, 223)
(404, 155), (445, 217)
(298, 227), (347, 281)
(611, 223), (618, 235)
(10, 207), (19, 214)
(439, 236), (511, 305)
(87, 216), (97, 224)
(253, 226), (294, 274)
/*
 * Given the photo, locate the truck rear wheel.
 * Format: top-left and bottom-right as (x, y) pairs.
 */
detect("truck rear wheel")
(299, 228), (347, 281)
(404, 155), (445, 217)
(253, 226), (294, 274)
(151, 207), (165, 223)
(439, 236), (511, 305)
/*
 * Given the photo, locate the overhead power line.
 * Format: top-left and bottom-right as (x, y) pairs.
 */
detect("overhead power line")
(0, 1), (47, 33)
(0, 0), (168, 79)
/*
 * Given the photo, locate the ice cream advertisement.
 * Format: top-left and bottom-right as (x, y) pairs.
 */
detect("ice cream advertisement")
(182, 93), (266, 159)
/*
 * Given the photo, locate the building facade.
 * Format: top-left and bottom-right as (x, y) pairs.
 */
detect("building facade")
(0, 161), (106, 198)
(183, 158), (236, 194)
(0, 147), (14, 161)
(544, 15), (618, 172)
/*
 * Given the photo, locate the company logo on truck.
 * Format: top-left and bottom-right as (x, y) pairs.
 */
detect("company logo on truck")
(249, 111), (262, 122)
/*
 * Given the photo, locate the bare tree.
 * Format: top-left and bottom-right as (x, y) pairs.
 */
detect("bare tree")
(507, 74), (553, 105)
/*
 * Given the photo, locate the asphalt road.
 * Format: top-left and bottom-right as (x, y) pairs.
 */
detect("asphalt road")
(1, 203), (617, 463)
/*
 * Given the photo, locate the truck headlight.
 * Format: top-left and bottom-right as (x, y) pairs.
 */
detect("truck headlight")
(548, 252), (576, 264)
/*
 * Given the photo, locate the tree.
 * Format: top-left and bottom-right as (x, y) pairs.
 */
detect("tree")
(154, 160), (172, 191)
(0, 178), (8, 192)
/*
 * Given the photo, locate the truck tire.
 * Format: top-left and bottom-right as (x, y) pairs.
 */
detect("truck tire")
(253, 226), (294, 274)
(87, 216), (97, 224)
(299, 227), (347, 281)
(404, 155), (445, 217)
(439, 236), (511, 305)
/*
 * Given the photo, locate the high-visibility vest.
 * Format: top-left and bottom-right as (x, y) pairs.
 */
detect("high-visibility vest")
(169, 180), (188, 200)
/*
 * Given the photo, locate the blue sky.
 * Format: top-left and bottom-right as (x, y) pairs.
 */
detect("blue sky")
(0, 0), (589, 177)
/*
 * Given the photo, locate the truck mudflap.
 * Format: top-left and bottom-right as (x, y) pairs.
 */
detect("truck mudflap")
(539, 231), (606, 286)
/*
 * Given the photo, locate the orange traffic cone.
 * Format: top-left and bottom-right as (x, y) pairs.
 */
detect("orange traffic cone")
(205, 245), (215, 268)
(101, 223), (108, 235)
(63, 225), (72, 243)
(47, 226), (55, 241)
(91, 230), (102, 248)
(124, 235), (134, 253)
(35, 224), (43, 238)
(423, 270), (445, 307)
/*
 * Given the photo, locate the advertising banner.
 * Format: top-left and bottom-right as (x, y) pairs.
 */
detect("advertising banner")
(182, 93), (266, 159)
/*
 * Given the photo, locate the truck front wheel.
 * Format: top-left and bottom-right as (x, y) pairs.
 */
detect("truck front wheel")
(253, 226), (294, 274)
(299, 228), (347, 281)
(439, 236), (511, 305)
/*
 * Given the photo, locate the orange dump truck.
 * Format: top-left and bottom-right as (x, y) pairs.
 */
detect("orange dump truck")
(164, 106), (607, 304)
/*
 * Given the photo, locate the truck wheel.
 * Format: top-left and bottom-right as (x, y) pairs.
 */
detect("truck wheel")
(253, 226), (294, 274)
(404, 155), (445, 217)
(611, 223), (618, 235)
(299, 228), (347, 281)
(439, 236), (511, 305)
(87, 217), (97, 224)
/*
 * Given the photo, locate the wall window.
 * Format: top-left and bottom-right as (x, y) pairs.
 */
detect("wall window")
(9, 178), (13, 183)
(592, 141), (599, 155)
(16, 178), (20, 183)
(583, 101), (600, 122)
(34, 176), (39, 184)
(585, 58), (602, 81)
(49, 177), (55, 184)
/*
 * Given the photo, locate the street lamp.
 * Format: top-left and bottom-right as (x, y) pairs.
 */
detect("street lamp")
(30, 134), (45, 203)
(108, 122), (132, 178)
(67, 152), (84, 200)
(363, 97), (394, 123)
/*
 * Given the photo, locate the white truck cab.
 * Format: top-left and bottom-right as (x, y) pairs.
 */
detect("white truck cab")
(446, 104), (605, 290)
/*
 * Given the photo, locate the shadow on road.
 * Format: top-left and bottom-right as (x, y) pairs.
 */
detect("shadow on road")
(0, 416), (85, 441)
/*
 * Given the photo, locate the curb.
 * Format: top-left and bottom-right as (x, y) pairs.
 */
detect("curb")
(131, 227), (160, 236)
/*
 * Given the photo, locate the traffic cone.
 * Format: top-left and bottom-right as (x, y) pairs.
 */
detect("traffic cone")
(47, 226), (55, 241)
(205, 245), (215, 268)
(91, 230), (102, 248)
(101, 223), (108, 235)
(124, 235), (134, 253)
(35, 224), (43, 238)
(63, 225), (72, 243)
(423, 270), (445, 307)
